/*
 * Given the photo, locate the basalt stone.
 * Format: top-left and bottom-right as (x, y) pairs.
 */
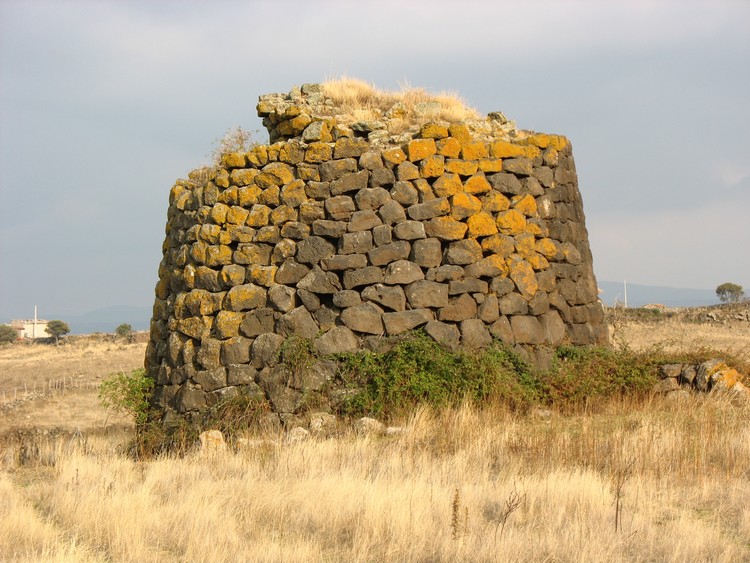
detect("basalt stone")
(384, 260), (424, 285)
(331, 170), (369, 195)
(325, 195), (356, 220)
(227, 364), (258, 386)
(405, 280), (449, 308)
(449, 278), (488, 295)
(382, 308), (433, 335)
(339, 231), (374, 254)
(251, 333), (285, 368)
(361, 283), (406, 311)
(296, 289), (320, 311)
(240, 307), (276, 337)
(393, 220), (426, 240)
(341, 302), (384, 334)
(370, 167), (396, 187)
(268, 284), (297, 312)
(355, 187), (391, 210)
(391, 181), (419, 205)
(332, 290), (362, 308)
(410, 238), (442, 268)
(489, 316), (514, 343)
(275, 259), (310, 285)
(321, 254), (368, 271)
(438, 294), (477, 322)
(296, 236), (336, 264)
(312, 219), (347, 237)
(373, 224), (393, 246)
(297, 266), (342, 294)
(378, 200), (407, 225)
(428, 265), (465, 282)
(444, 239), (483, 265)
(314, 326), (359, 355)
(368, 241), (411, 266)
(319, 158), (357, 181)
(276, 306), (320, 339)
(424, 320), (461, 348)
(343, 266), (384, 289)
(510, 315), (545, 344)
(460, 319), (492, 348)
(499, 293), (528, 315)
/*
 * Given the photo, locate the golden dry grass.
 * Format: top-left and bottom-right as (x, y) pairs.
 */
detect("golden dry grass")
(321, 76), (481, 126)
(1, 317), (749, 562)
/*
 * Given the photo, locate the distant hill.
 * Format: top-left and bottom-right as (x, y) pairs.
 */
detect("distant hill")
(597, 281), (719, 308)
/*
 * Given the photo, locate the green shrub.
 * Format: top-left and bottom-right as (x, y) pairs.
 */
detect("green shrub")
(99, 368), (154, 425)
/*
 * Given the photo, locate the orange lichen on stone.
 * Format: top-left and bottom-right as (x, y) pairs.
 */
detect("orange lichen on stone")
(511, 194), (538, 217)
(305, 142), (333, 163)
(382, 147), (407, 165)
(230, 168), (258, 186)
(407, 138), (437, 161)
(489, 141), (540, 159)
(520, 133), (569, 151)
(461, 141), (489, 160)
(424, 216), (468, 240)
(481, 233), (515, 257)
(535, 237), (559, 259)
(432, 174), (463, 198)
(448, 124), (473, 144)
(248, 265), (277, 287)
(247, 146), (269, 167)
(508, 256), (538, 298)
(221, 152), (247, 169)
(514, 232), (537, 257)
(526, 253), (550, 271)
(419, 123), (449, 139)
(482, 191), (511, 213)
(238, 185), (261, 207)
(478, 159), (503, 173)
(226, 206), (250, 225)
(214, 170), (230, 188)
(451, 192), (482, 220)
(466, 212), (498, 238)
(445, 159), (479, 176)
(463, 173), (492, 195)
(496, 209), (527, 235)
(420, 155), (445, 177)
(436, 137), (461, 158)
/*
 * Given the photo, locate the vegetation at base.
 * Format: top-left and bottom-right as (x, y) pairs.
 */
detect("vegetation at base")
(0, 324), (17, 344)
(99, 368), (154, 425)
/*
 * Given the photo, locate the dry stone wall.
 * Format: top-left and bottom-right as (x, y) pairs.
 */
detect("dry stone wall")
(146, 84), (607, 423)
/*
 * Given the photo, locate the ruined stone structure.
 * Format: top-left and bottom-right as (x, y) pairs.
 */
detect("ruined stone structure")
(146, 83), (607, 423)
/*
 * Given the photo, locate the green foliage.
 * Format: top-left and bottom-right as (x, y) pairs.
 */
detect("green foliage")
(115, 323), (133, 339)
(336, 332), (537, 418)
(716, 282), (745, 303)
(99, 368), (154, 425)
(45, 320), (70, 344)
(204, 394), (272, 439)
(0, 324), (17, 344)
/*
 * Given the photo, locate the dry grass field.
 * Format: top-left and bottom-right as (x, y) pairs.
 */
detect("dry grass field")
(0, 309), (749, 563)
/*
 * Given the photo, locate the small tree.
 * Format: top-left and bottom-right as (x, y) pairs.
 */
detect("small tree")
(0, 325), (17, 344)
(715, 282), (745, 304)
(115, 323), (133, 340)
(45, 320), (70, 345)
(99, 368), (154, 425)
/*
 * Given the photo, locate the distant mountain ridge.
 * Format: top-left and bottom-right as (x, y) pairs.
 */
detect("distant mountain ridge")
(597, 281), (719, 308)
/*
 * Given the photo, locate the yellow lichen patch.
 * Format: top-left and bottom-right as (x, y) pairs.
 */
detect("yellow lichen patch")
(524, 221), (543, 236)
(270, 205), (297, 225)
(466, 212), (498, 238)
(478, 159), (503, 173)
(520, 133), (569, 151)
(424, 216), (468, 240)
(448, 124), (473, 144)
(445, 159), (479, 176)
(420, 155), (445, 177)
(436, 137), (461, 158)
(169, 184), (188, 205)
(205, 245), (233, 267)
(290, 113), (312, 132)
(259, 186), (281, 206)
(461, 141), (489, 160)
(514, 232), (536, 257)
(535, 238), (559, 259)
(489, 140), (540, 159)
(182, 264), (196, 289)
(229, 168), (258, 187)
(214, 170), (230, 189)
(177, 316), (210, 340)
(451, 192), (483, 220)
(246, 205), (271, 227)
(209, 204), (228, 225)
(226, 206), (250, 225)
(432, 173), (463, 198)
(217, 186), (239, 205)
(304, 142), (332, 163)
(481, 233), (515, 257)
(463, 173), (492, 195)
(238, 185), (261, 207)
(496, 209), (527, 235)
(419, 123), (449, 139)
(508, 257), (538, 298)
(247, 145), (269, 167)
(526, 252), (550, 271)
(407, 138), (437, 161)
(482, 191), (510, 212)
(248, 265), (277, 288)
(190, 241), (208, 264)
(213, 311), (244, 339)
(200, 224), (222, 243)
(221, 152), (247, 169)
(511, 194), (538, 217)
(281, 179), (308, 208)
(382, 147), (407, 165)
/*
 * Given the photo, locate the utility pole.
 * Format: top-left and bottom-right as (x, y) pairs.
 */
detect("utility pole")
(33, 305), (38, 339)
(623, 281), (628, 309)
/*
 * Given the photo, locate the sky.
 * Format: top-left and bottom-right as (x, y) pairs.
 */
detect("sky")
(1, 0), (748, 323)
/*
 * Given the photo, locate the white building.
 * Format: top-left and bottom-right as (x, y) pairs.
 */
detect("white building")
(10, 318), (50, 339)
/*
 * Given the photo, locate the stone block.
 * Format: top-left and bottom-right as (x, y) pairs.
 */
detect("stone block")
(405, 280), (449, 308)
(393, 220), (427, 240)
(460, 319), (492, 348)
(370, 167), (396, 187)
(275, 259), (310, 284)
(448, 278), (488, 295)
(251, 333), (286, 368)
(466, 212), (498, 237)
(296, 236), (336, 264)
(489, 172), (523, 195)
(510, 316), (545, 344)
(445, 159), (479, 176)
(348, 210), (383, 231)
(325, 195), (356, 220)
(339, 231), (374, 254)
(334, 137), (369, 159)
(343, 266), (384, 289)
(444, 239), (483, 265)
(382, 309), (433, 335)
(268, 284), (297, 312)
(225, 284), (267, 311)
(410, 238), (443, 268)
(450, 192), (482, 220)
(373, 224), (393, 246)
(407, 198), (450, 221)
(384, 260), (424, 285)
(341, 302), (384, 334)
(297, 266), (342, 294)
(319, 158), (357, 181)
(464, 255), (508, 278)
(489, 316), (514, 343)
(240, 307), (276, 337)
(276, 306), (320, 339)
(359, 150), (385, 169)
(438, 294), (477, 322)
(355, 187), (391, 210)
(314, 326), (360, 355)
(378, 200), (407, 225)
(321, 254), (368, 271)
(333, 290), (362, 308)
(361, 283), (406, 311)
(424, 217), (468, 241)
(368, 241), (411, 266)
(424, 320), (460, 347)
(221, 337), (252, 365)
(390, 181), (419, 205)
(499, 293), (528, 315)
(331, 170), (369, 195)
(312, 219), (347, 237)
(432, 173), (463, 198)
(407, 138), (437, 161)
(396, 161), (420, 181)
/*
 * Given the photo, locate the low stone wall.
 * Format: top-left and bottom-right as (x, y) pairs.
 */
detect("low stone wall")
(146, 83), (607, 424)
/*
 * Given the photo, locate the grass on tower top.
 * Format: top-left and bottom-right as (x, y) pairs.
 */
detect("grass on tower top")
(321, 76), (481, 126)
